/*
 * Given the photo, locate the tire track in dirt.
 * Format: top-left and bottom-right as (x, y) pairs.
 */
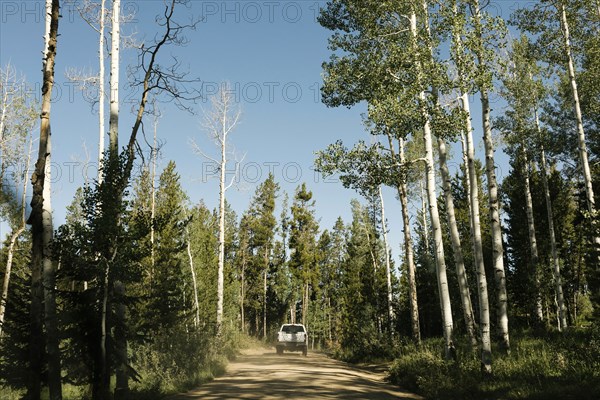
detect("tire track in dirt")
(170, 347), (423, 399)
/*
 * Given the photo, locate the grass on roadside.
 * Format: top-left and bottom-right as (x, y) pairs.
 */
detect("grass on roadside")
(387, 326), (600, 400)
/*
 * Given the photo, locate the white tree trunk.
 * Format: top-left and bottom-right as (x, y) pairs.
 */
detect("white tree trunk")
(471, 0), (510, 354)
(379, 185), (395, 335)
(186, 238), (200, 328)
(196, 85), (240, 337)
(420, 180), (429, 251)
(521, 144), (544, 323)
(97, 0), (106, 183)
(410, 8), (454, 359)
(462, 92), (493, 374)
(0, 226), (25, 339)
(0, 65), (13, 180)
(150, 113), (158, 283)
(0, 135), (32, 339)
(41, 2), (61, 397)
(438, 137), (478, 349)
(109, 0), (120, 155)
(423, 118), (455, 359)
(387, 134), (420, 343)
(28, 0), (61, 396)
(536, 109), (567, 330)
(559, 1), (600, 246)
(43, 131), (62, 400)
(216, 106), (227, 335)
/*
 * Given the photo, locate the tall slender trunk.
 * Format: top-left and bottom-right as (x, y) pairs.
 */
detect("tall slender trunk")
(107, 2), (129, 397)
(420, 181), (429, 251)
(186, 238), (200, 328)
(28, 1), (60, 397)
(379, 186), (395, 335)
(216, 110), (226, 335)
(471, 0), (510, 354)
(558, 1), (600, 249)
(422, 116), (455, 359)
(521, 143), (544, 324)
(263, 246), (268, 339)
(150, 114), (158, 286)
(0, 227), (25, 339)
(97, 0), (106, 183)
(0, 135), (32, 339)
(108, 0), (120, 156)
(462, 93), (493, 373)
(43, 132), (62, 400)
(0, 65), (12, 182)
(452, 0), (492, 370)
(387, 133), (420, 343)
(438, 137), (478, 349)
(536, 109), (567, 330)
(240, 250), (246, 332)
(411, 6), (454, 359)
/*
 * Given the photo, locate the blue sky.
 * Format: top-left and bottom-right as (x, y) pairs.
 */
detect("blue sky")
(0, 0), (517, 268)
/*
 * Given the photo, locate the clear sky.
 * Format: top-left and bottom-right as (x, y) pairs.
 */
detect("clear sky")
(0, 0), (516, 267)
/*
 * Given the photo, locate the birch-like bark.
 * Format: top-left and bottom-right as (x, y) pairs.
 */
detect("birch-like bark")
(535, 109), (567, 330)
(97, 0), (106, 183)
(108, 2), (129, 396)
(217, 109), (226, 335)
(108, 0), (120, 156)
(186, 238), (200, 328)
(379, 185), (395, 335)
(28, 1), (60, 397)
(196, 87), (241, 337)
(0, 65), (14, 181)
(558, 1), (600, 248)
(420, 180), (429, 251)
(43, 130), (62, 400)
(521, 144), (544, 323)
(150, 113), (158, 285)
(411, 5), (454, 359)
(462, 93), (493, 373)
(387, 134), (420, 343)
(452, 0), (492, 370)
(422, 117), (455, 359)
(0, 135), (32, 339)
(438, 137), (478, 349)
(471, 0), (510, 354)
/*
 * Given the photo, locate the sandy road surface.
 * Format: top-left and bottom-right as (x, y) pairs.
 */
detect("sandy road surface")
(170, 347), (422, 400)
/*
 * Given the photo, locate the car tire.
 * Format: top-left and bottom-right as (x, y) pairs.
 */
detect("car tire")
(276, 346), (283, 355)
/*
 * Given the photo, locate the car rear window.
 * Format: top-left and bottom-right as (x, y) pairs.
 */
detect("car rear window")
(282, 325), (305, 333)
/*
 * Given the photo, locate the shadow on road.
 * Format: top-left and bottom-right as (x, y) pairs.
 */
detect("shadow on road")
(169, 347), (422, 400)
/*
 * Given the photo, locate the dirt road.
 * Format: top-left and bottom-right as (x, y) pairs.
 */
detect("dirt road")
(170, 347), (422, 399)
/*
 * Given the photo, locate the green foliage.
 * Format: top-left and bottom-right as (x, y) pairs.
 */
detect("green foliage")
(237, 174), (280, 337)
(389, 328), (600, 400)
(333, 199), (391, 362)
(0, 265), (31, 389)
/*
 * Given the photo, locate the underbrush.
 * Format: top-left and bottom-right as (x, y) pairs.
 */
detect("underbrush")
(0, 327), (255, 399)
(388, 326), (600, 399)
(128, 326), (253, 398)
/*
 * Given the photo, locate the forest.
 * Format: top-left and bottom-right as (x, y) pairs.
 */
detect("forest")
(1, 0), (600, 399)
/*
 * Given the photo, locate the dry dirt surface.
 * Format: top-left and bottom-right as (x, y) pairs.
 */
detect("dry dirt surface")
(169, 346), (423, 400)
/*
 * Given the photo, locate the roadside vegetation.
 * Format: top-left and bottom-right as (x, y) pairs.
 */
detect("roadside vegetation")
(388, 327), (600, 400)
(2, 0), (600, 398)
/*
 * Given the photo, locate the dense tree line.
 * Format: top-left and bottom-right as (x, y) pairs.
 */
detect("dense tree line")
(1, 0), (600, 398)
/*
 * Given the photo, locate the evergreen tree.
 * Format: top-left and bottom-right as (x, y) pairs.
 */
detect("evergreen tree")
(288, 183), (319, 327)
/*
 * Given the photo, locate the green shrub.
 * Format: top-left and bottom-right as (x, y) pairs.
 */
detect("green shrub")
(388, 329), (600, 400)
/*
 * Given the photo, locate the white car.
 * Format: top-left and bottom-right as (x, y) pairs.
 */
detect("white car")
(276, 324), (308, 356)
